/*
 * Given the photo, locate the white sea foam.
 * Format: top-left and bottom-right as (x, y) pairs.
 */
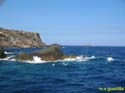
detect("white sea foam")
(84, 56), (96, 60)
(0, 55), (99, 64)
(25, 56), (46, 64)
(33, 56), (42, 62)
(4, 51), (13, 54)
(52, 64), (55, 66)
(0, 56), (14, 61)
(107, 57), (114, 62)
(76, 55), (88, 61)
(62, 47), (65, 49)
(19, 55), (90, 63)
(62, 62), (68, 66)
(21, 56), (115, 64)
(91, 56), (96, 59)
(63, 58), (76, 61)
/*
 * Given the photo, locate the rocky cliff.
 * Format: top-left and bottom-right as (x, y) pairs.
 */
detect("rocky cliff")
(0, 27), (45, 48)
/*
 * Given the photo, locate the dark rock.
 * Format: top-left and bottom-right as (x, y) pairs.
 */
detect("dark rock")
(62, 55), (77, 59)
(15, 45), (77, 61)
(0, 48), (6, 58)
(32, 45), (64, 61)
(16, 52), (33, 61)
(0, 27), (45, 48)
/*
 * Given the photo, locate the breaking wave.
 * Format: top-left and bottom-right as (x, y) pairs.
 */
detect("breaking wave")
(4, 51), (13, 55)
(0, 55), (115, 64)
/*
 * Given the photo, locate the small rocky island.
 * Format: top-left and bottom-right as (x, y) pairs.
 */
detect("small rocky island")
(0, 27), (76, 61)
(16, 44), (76, 61)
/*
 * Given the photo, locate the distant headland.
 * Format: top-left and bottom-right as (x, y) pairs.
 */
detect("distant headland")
(0, 27), (45, 48)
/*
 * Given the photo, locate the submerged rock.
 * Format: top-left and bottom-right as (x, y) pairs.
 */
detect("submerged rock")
(0, 49), (6, 58)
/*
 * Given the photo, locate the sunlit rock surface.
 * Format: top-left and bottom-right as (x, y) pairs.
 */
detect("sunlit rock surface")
(0, 27), (45, 48)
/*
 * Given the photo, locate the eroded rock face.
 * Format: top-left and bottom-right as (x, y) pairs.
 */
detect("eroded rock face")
(0, 27), (45, 48)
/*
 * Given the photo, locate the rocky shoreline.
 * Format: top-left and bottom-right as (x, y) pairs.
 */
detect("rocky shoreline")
(0, 28), (77, 61)
(16, 44), (76, 61)
(0, 44), (77, 62)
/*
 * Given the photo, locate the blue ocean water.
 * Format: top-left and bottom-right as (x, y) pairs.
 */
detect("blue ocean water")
(0, 46), (125, 93)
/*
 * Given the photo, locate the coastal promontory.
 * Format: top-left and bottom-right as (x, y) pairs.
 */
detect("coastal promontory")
(0, 27), (45, 48)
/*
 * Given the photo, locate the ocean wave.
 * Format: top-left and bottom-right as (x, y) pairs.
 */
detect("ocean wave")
(0, 56), (14, 61)
(4, 51), (13, 55)
(0, 55), (116, 64)
(14, 55), (98, 64)
(106, 57), (114, 62)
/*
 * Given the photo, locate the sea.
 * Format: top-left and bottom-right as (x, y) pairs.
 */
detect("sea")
(0, 46), (125, 93)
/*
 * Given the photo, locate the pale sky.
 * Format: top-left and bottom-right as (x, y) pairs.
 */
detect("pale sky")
(0, 0), (125, 46)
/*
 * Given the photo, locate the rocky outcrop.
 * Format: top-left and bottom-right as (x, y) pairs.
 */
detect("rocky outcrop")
(0, 27), (45, 48)
(16, 45), (77, 61)
(31, 44), (64, 61)
(16, 52), (33, 61)
(0, 27), (77, 61)
(0, 49), (6, 58)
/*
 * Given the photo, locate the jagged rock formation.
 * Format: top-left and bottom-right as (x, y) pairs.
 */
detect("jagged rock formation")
(0, 27), (45, 48)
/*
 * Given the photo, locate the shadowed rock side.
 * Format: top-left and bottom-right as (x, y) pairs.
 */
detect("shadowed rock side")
(0, 48), (6, 58)
(0, 27), (45, 48)
(16, 45), (76, 61)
